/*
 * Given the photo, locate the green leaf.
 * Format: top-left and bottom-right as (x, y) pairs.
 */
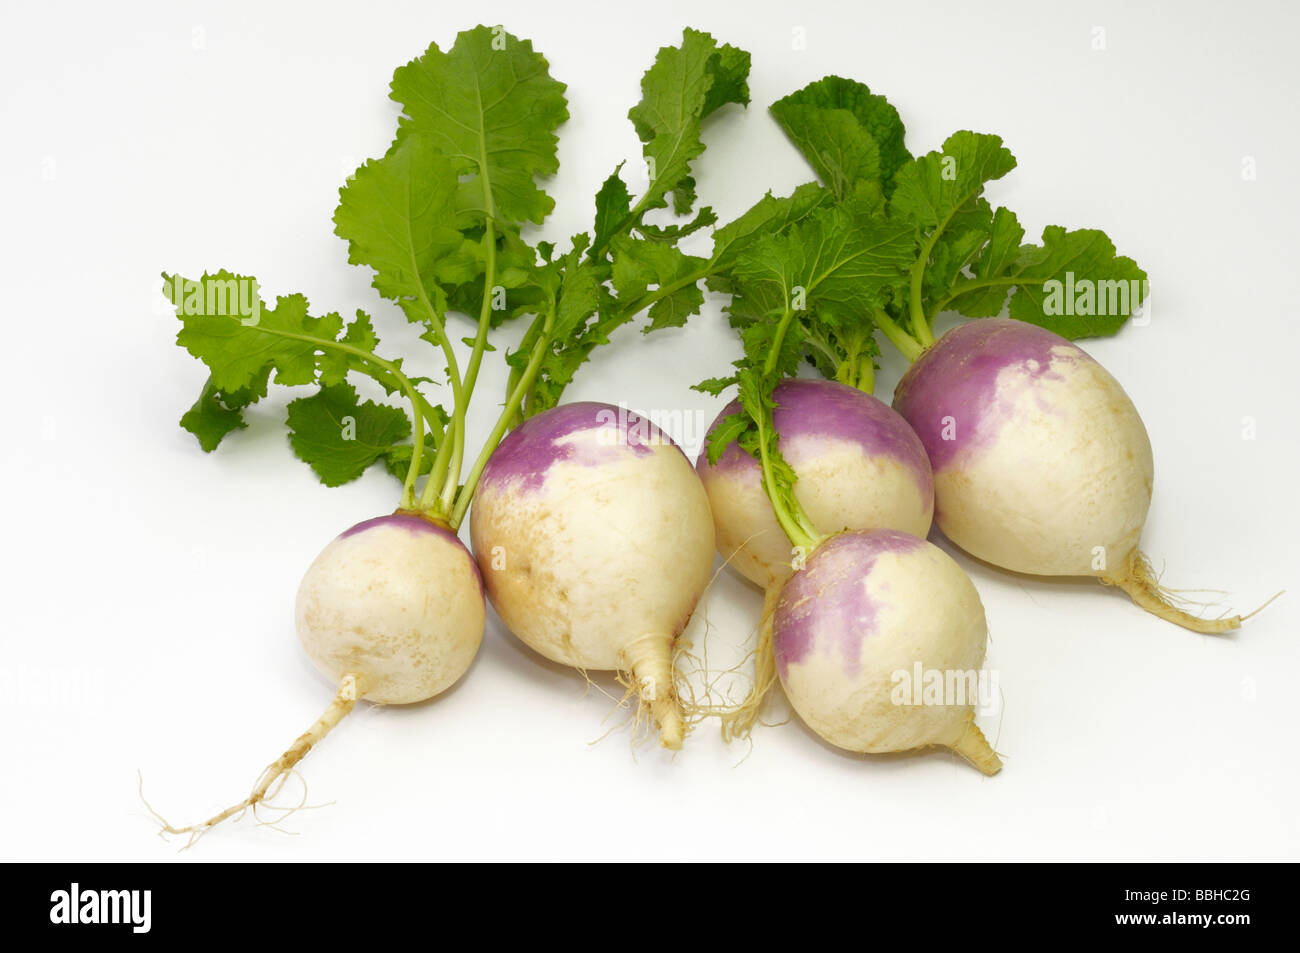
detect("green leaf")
(889, 131), (1016, 234)
(708, 182), (833, 281)
(515, 243), (607, 417)
(770, 76), (911, 201)
(609, 236), (709, 332)
(383, 407), (449, 481)
(168, 272), (343, 392)
(692, 375), (737, 397)
(179, 373), (268, 452)
(944, 205), (1025, 317)
(729, 204), (916, 319)
(733, 367), (799, 511)
(383, 441), (432, 482)
(1006, 227), (1148, 338)
(285, 383), (412, 487)
(699, 42), (751, 120)
(333, 134), (479, 323)
(702, 408), (747, 465)
(932, 211), (1147, 338)
(592, 163), (632, 256)
(551, 246), (604, 340)
(390, 25), (569, 226)
(318, 310), (410, 396)
(923, 200), (994, 303)
(701, 198), (913, 483)
(628, 27), (750, 215)
(635, 206), (718, 242)
(166, 272), (445, 486)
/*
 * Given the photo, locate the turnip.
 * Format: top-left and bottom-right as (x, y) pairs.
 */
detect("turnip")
(156, 513), (484, 842)
(892, 318), (1253, 632)
(296, 515), (484, 705)
(774, 529), (1000, 774)
(470, 402), (716, 749)
(696, 378), (933, 737)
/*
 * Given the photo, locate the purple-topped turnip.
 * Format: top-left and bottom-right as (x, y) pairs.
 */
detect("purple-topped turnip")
(470, 403), (716, 749)
(893, 318), (1256, 633)
(774, 529), (999, 774)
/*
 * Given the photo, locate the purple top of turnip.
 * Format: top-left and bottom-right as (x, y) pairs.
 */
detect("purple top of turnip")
(773, 529), (926, 679)
(479, 401), (678, 494)
(698, 378), (933, 495)
(893, 318), (1092, 471)
(339, 512), (483, 598)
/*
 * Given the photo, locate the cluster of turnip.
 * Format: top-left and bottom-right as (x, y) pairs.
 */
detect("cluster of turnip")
(151, 24), (1273, 843)
(696, 324), (1257, 774)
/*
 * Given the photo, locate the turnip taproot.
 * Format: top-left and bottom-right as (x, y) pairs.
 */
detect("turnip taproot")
(774, 529), (1000, 774)
(893, 318), (1256, 633)
(470, 402), (715, 749)
(696, 378), (933, 738)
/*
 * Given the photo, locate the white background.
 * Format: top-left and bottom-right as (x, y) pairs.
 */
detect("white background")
(2, 0), (1297, 862)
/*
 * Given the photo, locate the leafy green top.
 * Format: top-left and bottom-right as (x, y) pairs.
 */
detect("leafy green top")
(165, 27), (753, 529)
(696, 76), (1148, 551)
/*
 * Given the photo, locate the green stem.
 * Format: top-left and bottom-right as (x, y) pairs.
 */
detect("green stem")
(503, 264), (717, 422)
(502, 309), (549, 428)
(618, 265), (715, 320)
(803, 330), (838, 367)
(449, 304), (556, 529)
(410, 298), (462, 514)
(426, 103), (502, 514)
(908, 257), (935, 348)
(854, 355), (874, 393)
(432, 220), (497, 514)
(458, 221), (496, 414)
(764, 303), (798, 376)
(416, 391), (454, 503)
(400, 405), (425, 510)
(752, 410), (822, 556)
(909, 188), (989, 348)
(871, 307), (924, 363)
(932, 275), (1022, 315)
(403, 195), (464, 418)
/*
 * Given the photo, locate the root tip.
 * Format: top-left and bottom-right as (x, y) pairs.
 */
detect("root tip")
(948, 718), (1002, 776)
(1105, 550), (1254, 635)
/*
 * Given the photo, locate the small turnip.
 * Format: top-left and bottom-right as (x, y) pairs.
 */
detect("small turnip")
(774, 529), (1000, 774)
(157, 514), (484, 842)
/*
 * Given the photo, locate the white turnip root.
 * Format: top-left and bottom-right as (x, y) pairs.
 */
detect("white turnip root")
(893, 318), (1252, 633)
(157, 513), (484, 842)
(774, 528), (1000, 774)
(296, 514), (484, 704)
(469, 402), (715, 749)
(696, 378), (934, 738)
